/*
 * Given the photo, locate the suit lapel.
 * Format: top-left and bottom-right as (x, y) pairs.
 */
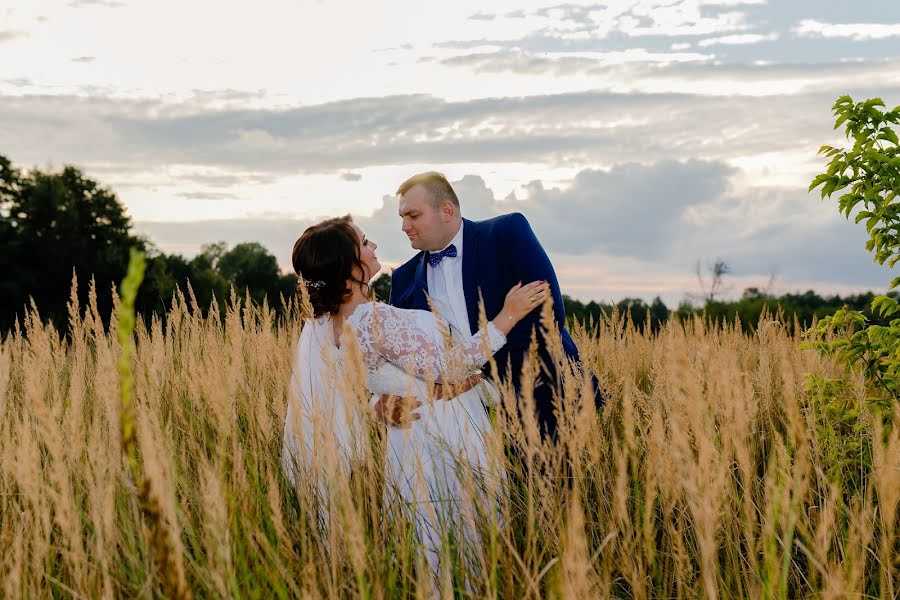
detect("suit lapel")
(461, 218), (480, 333)
(412, 252), (429, 310)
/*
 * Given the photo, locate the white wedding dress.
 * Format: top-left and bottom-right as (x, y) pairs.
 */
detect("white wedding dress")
(282, 301), (506, 574)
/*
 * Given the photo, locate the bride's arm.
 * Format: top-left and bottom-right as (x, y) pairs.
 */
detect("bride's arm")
(431, 373), (484, 399)
(357, 302), (506, 384)
(352, 281), (550, 384)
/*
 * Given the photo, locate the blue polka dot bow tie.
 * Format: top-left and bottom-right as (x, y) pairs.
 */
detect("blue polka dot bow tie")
(427, 244), (458, 267)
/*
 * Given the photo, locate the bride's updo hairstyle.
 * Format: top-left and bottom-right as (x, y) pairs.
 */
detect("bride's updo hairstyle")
(291, 215), (368, 317)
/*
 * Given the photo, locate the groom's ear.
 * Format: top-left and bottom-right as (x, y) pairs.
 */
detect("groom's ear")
(440, 201), (455, 221)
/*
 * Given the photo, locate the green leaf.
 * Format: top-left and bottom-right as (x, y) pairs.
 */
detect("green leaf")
(872, 295), (900, 317)
(854, 210), (874, 224)
(866, 215), (880, 232)
(809, 173), (831, 192)
(878, 128), (899, 145)
(834, 95), (853, 109)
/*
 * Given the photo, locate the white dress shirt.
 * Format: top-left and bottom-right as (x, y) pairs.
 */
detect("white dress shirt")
(426, 222), (471, 338)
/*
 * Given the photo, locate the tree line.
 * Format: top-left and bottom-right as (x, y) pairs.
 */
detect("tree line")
(562, 288), (895, 335)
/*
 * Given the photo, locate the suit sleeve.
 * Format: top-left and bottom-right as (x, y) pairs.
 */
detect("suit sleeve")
(387, 270), (397, 306)
(503, 213), (568, 327)
(388, 266), (403, 307)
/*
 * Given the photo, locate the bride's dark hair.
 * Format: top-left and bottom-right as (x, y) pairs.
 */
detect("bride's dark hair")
(291, 215), (368, 317)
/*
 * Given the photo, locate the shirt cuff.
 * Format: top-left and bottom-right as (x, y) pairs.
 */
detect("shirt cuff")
(485, 321), (507, 353)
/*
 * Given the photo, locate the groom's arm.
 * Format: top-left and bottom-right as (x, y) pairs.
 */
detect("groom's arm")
(388, 262), (415, 307)
(502, 213), (567, 327)
(387, 267), (403, 306)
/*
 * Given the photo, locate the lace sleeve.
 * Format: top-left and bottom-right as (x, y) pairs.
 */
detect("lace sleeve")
(349, 302), (506, 383)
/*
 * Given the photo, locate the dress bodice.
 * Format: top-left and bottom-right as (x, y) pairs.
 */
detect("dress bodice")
(345, 301), (505, 396)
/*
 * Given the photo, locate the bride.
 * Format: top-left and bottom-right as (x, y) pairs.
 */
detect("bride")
(281, 215), (549, 577)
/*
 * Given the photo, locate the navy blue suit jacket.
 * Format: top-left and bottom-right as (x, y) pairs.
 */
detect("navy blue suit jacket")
(388, 213), (604, 436)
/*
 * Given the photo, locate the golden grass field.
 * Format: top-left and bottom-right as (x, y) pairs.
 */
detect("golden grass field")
(0, 280), (897, 599)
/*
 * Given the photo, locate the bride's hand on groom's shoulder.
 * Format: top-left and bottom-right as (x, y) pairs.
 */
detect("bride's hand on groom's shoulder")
(373, 394), (421, 428)
(494, 280), (552, 334)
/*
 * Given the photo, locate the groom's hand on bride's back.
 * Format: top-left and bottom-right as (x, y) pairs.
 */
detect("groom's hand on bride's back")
(373, 394), (422, 428)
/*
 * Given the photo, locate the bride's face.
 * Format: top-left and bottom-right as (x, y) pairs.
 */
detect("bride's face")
(352, 224), (381, 282)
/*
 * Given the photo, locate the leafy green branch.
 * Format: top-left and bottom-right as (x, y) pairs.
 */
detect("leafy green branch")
(806, 96), (900, 431)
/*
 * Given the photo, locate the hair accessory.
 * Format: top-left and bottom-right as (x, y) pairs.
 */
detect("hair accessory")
(304, 280), (326, 290)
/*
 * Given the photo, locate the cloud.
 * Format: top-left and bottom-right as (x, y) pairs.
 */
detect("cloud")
(71, 56), (96, 63)
(509, 160), (734, 258)
(68, 0), (126, 7)
(472, 1), (756, 41)
(226, 128), (288, 152)
(0, 30), (28, 43)
(175, 191), (242, 200)
(793, 19), (900, 41)
(435, 48), (900, 89)
(186, 88), (269, 108)
(439, 48), (713, 75)
(7, 83), (895, 177)
(3, 77), (32, 87)
(340, 172), (362, 182)
(172, 169), (280, 188)
(729, 218), (890, 286)
(697, 32), (779, 46)
(428, 3), (900, 71)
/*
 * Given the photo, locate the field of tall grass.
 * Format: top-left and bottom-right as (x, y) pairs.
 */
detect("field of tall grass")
(0, 277), (896, 599)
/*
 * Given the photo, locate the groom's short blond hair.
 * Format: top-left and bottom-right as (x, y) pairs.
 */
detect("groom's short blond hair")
(396, 171), (460, 210)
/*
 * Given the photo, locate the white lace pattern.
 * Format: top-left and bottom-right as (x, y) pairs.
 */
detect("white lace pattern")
(347, 302), (506, 384)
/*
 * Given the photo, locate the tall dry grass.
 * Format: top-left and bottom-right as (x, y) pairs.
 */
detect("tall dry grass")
(0, 279), (896, 598)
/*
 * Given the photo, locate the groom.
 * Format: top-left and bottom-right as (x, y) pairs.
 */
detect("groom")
(387, 172), (605, 439)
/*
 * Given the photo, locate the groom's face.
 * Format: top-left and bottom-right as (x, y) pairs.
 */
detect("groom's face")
(398, 185), (451, 252)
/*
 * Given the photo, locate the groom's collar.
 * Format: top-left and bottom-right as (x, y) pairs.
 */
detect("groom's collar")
(416, 219), (477, 265)
(434, 221), (464, 257)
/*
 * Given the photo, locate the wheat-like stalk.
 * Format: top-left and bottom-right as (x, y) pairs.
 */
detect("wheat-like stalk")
(0, 278), (895, 598)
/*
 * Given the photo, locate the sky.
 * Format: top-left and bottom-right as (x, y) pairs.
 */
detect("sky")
(2, 0), (900, 305)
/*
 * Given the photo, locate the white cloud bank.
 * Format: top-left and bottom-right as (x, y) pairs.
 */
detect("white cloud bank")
(794, 20), (900, 42)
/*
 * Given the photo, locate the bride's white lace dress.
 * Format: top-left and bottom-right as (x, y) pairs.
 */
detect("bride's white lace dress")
(347, 302), (505, 514)
(282, 301), (506, 570)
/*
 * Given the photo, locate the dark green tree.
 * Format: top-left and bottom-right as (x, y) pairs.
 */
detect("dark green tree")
(0, 156), (25, 328)
(136, 252), (193, 319)
(0, 158), (145, 331)
(370, 273), (392, 302)
(217, 242), (284, 306)
(648, 296), (670, 331)
(184, 243), (230, 312)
